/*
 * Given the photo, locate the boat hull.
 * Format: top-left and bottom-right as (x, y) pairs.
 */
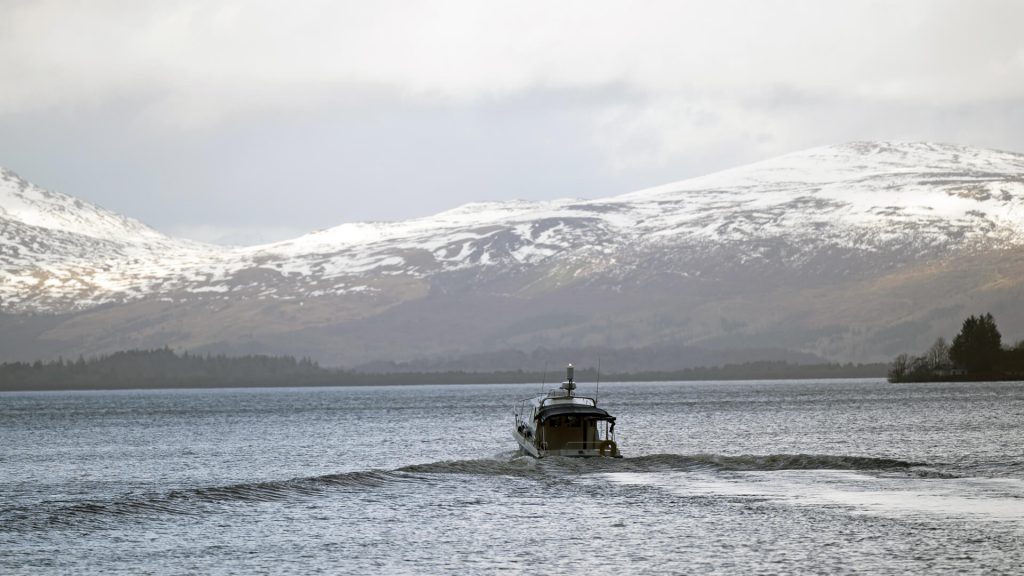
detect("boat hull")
(513, 430), (542, 458)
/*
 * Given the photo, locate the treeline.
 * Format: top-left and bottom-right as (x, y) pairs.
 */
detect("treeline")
(0, 349), (333, 391)
(0, 349), (887, 392)
(888, 313), (1024, 382)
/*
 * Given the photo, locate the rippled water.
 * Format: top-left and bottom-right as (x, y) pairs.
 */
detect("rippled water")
(2, 379), (1023, 574)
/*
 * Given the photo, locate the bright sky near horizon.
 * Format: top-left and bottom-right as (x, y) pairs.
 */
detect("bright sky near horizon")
(1, 0), (1022, 245)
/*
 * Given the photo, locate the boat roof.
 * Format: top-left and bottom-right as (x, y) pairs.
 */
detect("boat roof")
(536, 403), (615, 422)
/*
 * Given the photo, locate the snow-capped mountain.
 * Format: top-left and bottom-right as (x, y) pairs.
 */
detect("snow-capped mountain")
(0, 167), (226, 311)
(3, 142), (1024, 365)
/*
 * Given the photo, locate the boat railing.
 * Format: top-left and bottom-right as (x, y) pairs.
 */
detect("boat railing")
(513, 399), (532, 427)
(513, 394), (604, 431)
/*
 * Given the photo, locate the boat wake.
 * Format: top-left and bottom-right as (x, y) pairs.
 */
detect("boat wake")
(0, 453), (932, 533)
(0, 469), (416, 532)
(398, 452), (925, 476)
(622, 453), (926, 473)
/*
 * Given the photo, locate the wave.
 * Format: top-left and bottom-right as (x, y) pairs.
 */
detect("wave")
(0, 452), (928, 532)
(0, 469), (416, 532)
(400, 452), (924, 475)
(637, 453), (925, 472)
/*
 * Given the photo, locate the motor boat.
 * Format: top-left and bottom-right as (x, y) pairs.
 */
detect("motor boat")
(513, 364), (621, 458)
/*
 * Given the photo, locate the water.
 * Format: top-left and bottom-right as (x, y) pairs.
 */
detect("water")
(2, 379), (1023, 574)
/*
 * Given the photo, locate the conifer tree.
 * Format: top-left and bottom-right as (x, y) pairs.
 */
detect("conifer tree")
(949, 313), (1002, 374)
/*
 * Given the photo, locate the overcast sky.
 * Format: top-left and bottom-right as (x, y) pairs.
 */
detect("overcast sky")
(1, 0), (1023, 244)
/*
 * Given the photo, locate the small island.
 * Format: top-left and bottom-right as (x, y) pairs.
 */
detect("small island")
(888, 313), (1024, 382)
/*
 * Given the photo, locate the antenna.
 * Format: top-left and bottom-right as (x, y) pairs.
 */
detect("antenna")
(539, 361), (548, 394)
(561, 363), (576, 394)
(596, 356), (601, 405)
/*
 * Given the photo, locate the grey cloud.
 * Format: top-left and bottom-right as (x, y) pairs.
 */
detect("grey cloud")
(1, 1), (1022, 244)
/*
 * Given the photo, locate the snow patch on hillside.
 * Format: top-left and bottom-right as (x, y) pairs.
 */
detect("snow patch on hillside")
(3, 142), (1024, 313)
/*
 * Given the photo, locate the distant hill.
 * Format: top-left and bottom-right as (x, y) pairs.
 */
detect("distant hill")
(351, 344), (824, 373)
(3, 141), (1024, 366)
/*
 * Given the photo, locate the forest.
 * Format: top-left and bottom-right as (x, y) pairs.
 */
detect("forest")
(0, 349), (332, 391)
(888, 313), (1024, 382)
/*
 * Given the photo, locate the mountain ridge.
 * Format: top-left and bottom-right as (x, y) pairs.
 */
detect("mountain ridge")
(2, 141), (1023, 366)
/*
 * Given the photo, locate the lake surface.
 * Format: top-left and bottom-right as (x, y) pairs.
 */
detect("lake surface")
(2, 379), (1023, 574)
